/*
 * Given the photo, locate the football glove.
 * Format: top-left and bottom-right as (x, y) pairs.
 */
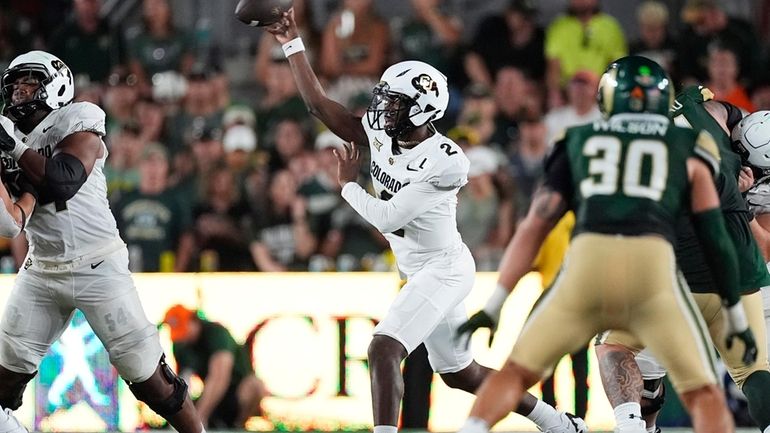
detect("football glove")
(456, 310), (497, 348)
(0, 116), (25, 158)
(3, 170), (37, 200)
(725, 302), (758, 366)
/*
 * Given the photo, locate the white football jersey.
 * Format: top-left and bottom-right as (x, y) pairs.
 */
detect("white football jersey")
(345, 119), (470, 277)
(2, 102), (121, 261)
(748, 177), (770, 215)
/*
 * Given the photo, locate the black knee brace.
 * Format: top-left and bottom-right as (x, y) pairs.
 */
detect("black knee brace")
(641, 378), (666, 416)
(127, 355), (188, 418)
(0, 371), (35, 411)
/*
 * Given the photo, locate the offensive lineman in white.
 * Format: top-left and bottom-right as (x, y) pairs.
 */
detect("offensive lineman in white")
(0, 51), (206, 433)
(266, 10), (586, 433)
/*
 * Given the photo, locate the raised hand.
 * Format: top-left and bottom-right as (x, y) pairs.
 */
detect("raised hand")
(333, 142), (361, 187)
(455, 310), (497, 348)
(265, 9), (299, 44)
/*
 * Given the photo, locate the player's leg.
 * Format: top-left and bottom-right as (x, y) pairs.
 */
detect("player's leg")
(0, 267), (75, 432)
(594, 338), (646, 433)
(694, 291), (770, 432)
(458, 234), (615, 433)
(632, 273), (732, 433)
(235, 375), (268, 426)
(75, 248), (204, 433)
(430, 303), (585, 433)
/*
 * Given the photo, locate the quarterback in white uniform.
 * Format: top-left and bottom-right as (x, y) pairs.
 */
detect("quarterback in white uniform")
(266, 10), (586, 433)
(0, 51), (205, 433)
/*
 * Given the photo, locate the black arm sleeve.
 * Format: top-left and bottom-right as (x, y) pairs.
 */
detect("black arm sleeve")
(542, 141), (574, 202)
(40, 153), (88, 203)
(718, 100), (744, 133)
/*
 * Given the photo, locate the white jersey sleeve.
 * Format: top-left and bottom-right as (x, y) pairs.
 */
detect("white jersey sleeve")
(426, 155), (470, 189)
(748, 178), (770, 215)
(341, 181), (460, 234)
(61, 101), (106, 139)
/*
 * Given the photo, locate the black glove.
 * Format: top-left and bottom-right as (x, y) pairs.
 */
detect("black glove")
(3, 170), (38, 200)
(0, 116), (19, 153)
(455, 310), (497, 348)
(726, 328), (758, 366)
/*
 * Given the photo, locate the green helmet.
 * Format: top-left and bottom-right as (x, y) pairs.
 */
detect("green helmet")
(597, 56), (674, 117)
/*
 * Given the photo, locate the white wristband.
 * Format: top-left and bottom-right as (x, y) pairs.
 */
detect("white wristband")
(726, 302), (749, 333)
(282, 37), (305, 58)
(482, 284), (510, 323)
(9, 143), (28, 161)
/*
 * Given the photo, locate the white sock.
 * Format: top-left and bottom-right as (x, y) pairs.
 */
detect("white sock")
(458, 417), (490, 433)
(374, 425), (398, 433)
(525, 399), (562, 431)
(763, 426), (770, 433)
(647, 426), (656, 433)
(614, 402), (644, 429)
(200, 427), (207, 433)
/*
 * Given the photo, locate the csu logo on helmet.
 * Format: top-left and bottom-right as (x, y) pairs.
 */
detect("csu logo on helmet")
(412, 74), (439, 97)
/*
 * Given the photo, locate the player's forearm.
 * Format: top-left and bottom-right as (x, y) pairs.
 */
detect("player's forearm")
(16, 148), (46, 185)
(692, 208), (741, 306)
(340, 182), (444, 234)
(496, 216), (553, 292)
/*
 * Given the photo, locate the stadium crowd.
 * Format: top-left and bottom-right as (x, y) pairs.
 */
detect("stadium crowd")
(0, 0), (769, 273)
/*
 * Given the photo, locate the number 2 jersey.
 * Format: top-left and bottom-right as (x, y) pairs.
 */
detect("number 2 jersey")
(545, 113), (719, 244)
(2, 102), (121, 262)
(340, 119), (470, 277)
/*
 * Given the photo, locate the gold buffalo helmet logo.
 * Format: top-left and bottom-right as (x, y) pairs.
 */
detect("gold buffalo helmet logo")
(412, 74), (439, 96)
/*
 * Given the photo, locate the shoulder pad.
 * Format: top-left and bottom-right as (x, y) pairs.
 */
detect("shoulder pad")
(426, 143), (470, 189)
(693, 130), (720, 175)
(62, 102), (106, 137)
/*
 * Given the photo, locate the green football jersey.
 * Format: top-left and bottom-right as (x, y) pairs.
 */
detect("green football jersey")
(670, 85), (770, 293)
(670, 85), (746, 213)
(548, 113), (718, 244)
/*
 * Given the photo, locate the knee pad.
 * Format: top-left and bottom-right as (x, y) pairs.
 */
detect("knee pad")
(641, 378), (665, 416)
(128, 355), (188, 418)
(107, 325), (163, 383)
(0, 370), (35, 411)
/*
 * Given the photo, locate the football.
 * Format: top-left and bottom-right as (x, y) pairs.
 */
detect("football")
(234, 0), (293, 27)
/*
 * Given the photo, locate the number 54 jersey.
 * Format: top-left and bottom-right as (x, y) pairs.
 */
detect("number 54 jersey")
(549, 113), (720, 245)
(356, 120), (470, 277)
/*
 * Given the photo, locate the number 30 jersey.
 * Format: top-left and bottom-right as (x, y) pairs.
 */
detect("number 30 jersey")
(340, 119), (470, 277)
(545, 113), (719, 244)
(2, 102), (121, 262)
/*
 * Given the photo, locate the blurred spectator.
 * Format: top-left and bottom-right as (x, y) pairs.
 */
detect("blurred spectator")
(173, 126), (226, 205)
(398, 0), (463, 83)
(166, 68), (224, 153)
(706, 42), (755, 112)
(250, 170), (317, 271)
(105, 122), (145, 199)
(676, 0), (759, 85)
(544, 0), (626, 108)
(48, 0), (121, 84)
(489, 67), (530, 150)
(320, 0), (389, 81)
(134, 97), (166, 143)
(298, 131), (344, 249)
(454, 84), (497, 147)
(509, 115), (549, 219)
(457, 146), (512, 270)
(254, 0), (318, 86)
(255, 60), (308, 145)
(103, 67), (140, 135)
(0, 6), (40, 70)
(223, 124), (258, 177)
(163, 305), (268, 429)
(465, 0), (545, 87)
(125, 0), (196, 93)
(544, 70), (601, 146)
(193, 165), (254, 271)
(112, 144), (194, 272)
(629, 1), (676, 74)
(267, 118), (312, 174)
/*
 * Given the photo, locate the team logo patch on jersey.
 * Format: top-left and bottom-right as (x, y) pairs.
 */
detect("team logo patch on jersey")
(373, 137), (384, 152)
(412, 74), (439, 97)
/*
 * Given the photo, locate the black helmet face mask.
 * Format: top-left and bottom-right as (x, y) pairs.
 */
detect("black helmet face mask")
(367, 82), (416, 138)
(1, 66), (50, 122)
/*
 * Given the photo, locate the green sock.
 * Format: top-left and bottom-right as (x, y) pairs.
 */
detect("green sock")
(742, 370), (770, 429)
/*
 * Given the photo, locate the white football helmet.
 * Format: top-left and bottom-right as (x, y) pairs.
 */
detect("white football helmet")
(732, 110), (770, 169)
(366, 60), (449, 138)
(1, 50), (74, 122)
